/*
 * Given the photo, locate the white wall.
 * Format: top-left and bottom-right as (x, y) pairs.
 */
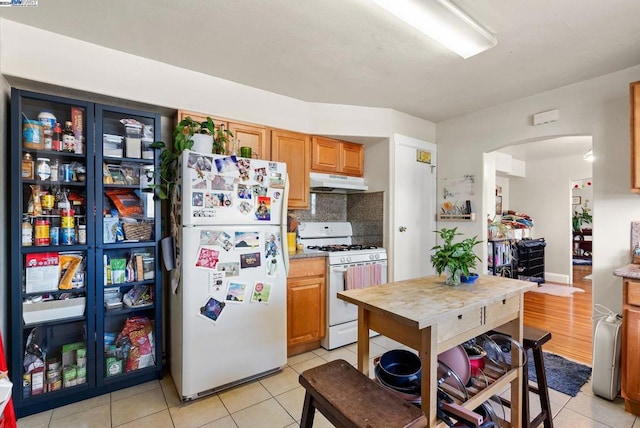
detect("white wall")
(509, 154), (592, 283)
(438, 64), (640, 317)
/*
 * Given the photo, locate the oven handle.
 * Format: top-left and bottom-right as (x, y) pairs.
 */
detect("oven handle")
(330, 261), (387, 273)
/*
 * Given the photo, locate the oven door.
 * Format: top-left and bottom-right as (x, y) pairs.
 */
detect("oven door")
(327, 260), (388, 326)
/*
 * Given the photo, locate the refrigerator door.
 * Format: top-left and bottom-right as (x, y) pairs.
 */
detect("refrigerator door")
(180, 150), (287, 227)
(171, 225), (287, 400)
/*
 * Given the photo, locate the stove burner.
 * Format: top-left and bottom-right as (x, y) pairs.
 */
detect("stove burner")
(307, 244), (379, 252)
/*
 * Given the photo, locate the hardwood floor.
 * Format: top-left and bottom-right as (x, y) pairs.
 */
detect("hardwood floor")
(523, 264), (593, 365)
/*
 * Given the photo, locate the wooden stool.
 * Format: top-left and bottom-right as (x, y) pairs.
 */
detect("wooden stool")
(522, 325), (553, 428)
(298, 359), (428, 428)
(495, 326), (553, 427)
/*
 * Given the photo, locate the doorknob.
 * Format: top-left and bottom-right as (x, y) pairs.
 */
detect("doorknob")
(399, 226), (407, 232)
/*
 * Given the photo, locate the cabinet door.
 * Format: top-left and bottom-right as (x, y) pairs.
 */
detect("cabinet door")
(10, 89), (96, 416)
(228, 121), (270, 160)
(623, 304), (640, 401)
(271, 129), (310, 209)
(95, 104), (163, 387)
(311, 136), (340, 173)
(287, 276), (326, 347)
(632, 81), (640, 192)
(341, 142), (364, 177)
(177, 109), (227, 127)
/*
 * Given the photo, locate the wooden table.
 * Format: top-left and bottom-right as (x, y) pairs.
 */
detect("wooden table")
(338, 274), (536, 427)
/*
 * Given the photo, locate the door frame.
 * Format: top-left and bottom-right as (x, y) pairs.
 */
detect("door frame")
(389, 133), (437, 282)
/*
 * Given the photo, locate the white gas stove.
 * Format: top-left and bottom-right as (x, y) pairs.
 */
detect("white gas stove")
(297, 222), (387, 350)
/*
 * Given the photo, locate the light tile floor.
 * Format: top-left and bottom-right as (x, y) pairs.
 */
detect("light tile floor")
(16, 336), (639, 428)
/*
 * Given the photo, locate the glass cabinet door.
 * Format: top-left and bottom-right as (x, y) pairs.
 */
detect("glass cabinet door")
(95, 104), (162, 387)
(10, 89), (96, 414)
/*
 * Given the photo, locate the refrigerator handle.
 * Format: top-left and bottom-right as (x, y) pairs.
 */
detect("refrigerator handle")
(282, 173), (291, 276)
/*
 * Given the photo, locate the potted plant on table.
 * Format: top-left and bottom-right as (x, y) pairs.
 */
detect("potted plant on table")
(149, 116), (233, 199)
(431, 227), (482, 286)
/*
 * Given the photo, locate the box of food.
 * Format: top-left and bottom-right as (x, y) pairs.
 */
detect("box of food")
(23, 297), (86, 325)
(71, 107), (84, 154)
(103, 134), (123, 158)
(25, 252), (59, 293)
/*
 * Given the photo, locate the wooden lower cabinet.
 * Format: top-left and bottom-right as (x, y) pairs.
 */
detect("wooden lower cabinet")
(271, 129), (311, 209)
(287, 258), (326, 356)
(623, 279), (640, 414)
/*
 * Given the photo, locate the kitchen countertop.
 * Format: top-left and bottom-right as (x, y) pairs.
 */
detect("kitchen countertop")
(614, 263), (640, 279)
(338, 274), (536, 330)
(288, 249), (327, 260)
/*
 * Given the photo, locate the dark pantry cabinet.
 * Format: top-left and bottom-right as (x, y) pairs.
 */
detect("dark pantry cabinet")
(9, 89), (163, 417)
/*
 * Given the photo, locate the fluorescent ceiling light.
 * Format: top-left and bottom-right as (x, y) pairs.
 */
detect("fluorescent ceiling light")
(583, 149), (594, 162)
(372, 0), (497, 58)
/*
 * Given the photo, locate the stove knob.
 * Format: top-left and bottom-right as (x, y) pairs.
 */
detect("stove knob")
(374, 253), (380, 260)
(340, 256), (346, 263)
(346, 256), (352, 263)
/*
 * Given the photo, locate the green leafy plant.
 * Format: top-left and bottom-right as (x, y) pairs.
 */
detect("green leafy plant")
(148, 116), (232, 199)
(213, 124), (234, 155)
(572, 203), (593, 231)
(431, 227), (482, 284)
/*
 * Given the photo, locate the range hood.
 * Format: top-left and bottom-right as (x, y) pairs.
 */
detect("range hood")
(309, 172), (368, 193)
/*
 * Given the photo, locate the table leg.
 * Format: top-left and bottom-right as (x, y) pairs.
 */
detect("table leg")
(357, 307), (370, 375)
(420, 326), (437, 427)
(503, 316), (524, 428)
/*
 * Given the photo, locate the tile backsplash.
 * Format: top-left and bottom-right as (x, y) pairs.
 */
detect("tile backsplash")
(290, 192), (384, 247)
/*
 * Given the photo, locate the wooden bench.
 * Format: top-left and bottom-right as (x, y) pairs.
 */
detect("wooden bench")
(298, 359), (428, 428)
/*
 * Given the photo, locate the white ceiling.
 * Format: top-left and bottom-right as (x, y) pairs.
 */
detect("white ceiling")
(2, 0), (640, 124)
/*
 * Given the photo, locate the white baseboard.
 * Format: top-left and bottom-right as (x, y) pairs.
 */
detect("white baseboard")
(545, 272), (570, 284)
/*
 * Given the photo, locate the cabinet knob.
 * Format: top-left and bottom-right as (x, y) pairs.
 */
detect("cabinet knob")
(399, 226), (407, 232)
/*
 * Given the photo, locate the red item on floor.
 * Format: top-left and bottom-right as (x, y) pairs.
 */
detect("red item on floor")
(0, 330), (16, 428)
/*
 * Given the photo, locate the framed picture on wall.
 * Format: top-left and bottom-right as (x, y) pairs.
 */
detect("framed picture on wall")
(572, 196), (582, 205)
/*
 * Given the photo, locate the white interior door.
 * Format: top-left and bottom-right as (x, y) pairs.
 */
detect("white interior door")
(392, 135), (437, 281)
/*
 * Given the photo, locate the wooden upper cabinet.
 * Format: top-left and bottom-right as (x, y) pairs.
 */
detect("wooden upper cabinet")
(311, 136), (341, 173)
(311, 136), (363, 177)
(341, 141), (364, 177)
(177, 110), (269, 158)
(631, 81), (640, 192)
(227, 122), (270, 160)
(271, 129), (311, 209)
(177, 109), (226, 127)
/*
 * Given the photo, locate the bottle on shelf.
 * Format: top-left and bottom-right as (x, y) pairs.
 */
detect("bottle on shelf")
(57, 188), (70, 210)
(34, 218), (50, 246)
(22, 152), (34, 180)
(52, 122), (62, 151)
(62, 121), (75, 153)
(22, 216), (33, 247)
(50, 159), (59, 182)
(77, 223), (87, 245)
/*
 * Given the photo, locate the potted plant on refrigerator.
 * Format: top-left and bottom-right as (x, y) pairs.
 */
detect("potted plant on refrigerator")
(150, 116), (232, 199)
(431, 227), (482, 286)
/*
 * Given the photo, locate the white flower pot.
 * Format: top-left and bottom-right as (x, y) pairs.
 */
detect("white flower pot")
(190, 134), (213, 154)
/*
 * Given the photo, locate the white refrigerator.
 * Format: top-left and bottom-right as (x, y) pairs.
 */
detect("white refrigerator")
(169, 150), (289, 401)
